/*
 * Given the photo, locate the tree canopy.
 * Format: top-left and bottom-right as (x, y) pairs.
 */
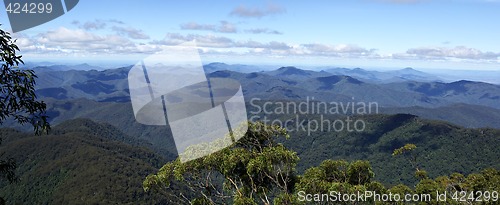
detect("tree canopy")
(144, 122), (299, 204)
(144, 123), (500, 205)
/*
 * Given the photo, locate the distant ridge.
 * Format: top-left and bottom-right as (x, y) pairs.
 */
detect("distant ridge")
(203, 62), (264, 73)
(326, 66), (442, 83)
(27, 64), (500, 111)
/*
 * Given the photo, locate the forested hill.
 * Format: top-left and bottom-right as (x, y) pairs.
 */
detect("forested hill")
(280, 113), (500, 185)
(0, 119), (169, 204)
(0, 114), (498, 203)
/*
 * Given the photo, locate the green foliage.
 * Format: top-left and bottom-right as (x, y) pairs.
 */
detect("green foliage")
(0, 26), (49, 134)
(0, 158), (16, 183)
(346, 160), (374, 185)
(293, 160), (377, 204)
(387, 183), (412, 196)
(319, 159), (349, 183)
(393, 143), (428, 180)
(412, 169), (500, 205)
(415, 179), (441, 204)
(387, 184), (413, 205)
(293, 159), (499, 205)
(392, 143), (417, 156)
(144, 121), (299, 204)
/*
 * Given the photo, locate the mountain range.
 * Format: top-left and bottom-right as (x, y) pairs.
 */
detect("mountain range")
(26, 64), (500, 130)
(324, 66), (443, 83)
(1, 62), (499, 203)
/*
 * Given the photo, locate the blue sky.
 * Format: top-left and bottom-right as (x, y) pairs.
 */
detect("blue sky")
(1, 0), (499, 70)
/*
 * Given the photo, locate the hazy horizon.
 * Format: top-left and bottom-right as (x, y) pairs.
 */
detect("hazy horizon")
(24, 60), (500, 85)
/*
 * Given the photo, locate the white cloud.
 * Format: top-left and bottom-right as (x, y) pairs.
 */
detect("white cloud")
(72, 19), (125, 31)
(180, 22), (216, 31)
(14, 26), (498, 65)
(71, 19), (106, 30)
(153, 33), (378, 58)
(230, 4), (285, 18)
(11, 33), (39, 52)
(302, 43), (375, 57)
(38, 27), (102, 42)
(404, 46), (500, 60)
(82, 21), (106, 30)
(17, 27), (157, 55)
(180, 21), (237, 33)
(180, 21), (283, 35)
(154, 33), (292, 50)
(218, 21), (237, 33)
(244, 28), (283, 35)
(154, 33), (235, 48)
(156, 33), (253, 48)
(112, 26), (150, 39)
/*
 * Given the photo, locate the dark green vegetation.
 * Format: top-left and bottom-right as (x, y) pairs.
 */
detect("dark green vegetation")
(9, 97), (500, 185)
(382, 103), (500, 129)
(1, 98), (179, 160)
(0, 112), (497, 203)
(144, 122), (500, 204)
(0, 119), (169, 204)
(282, 113), (500, 185)
(245, 100), (499, 184)
(0, 110), (499, 203)
(0, 115), (500, 204)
